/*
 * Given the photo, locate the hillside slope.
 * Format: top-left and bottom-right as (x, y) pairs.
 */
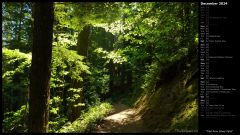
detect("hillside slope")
(134, 57), (198, 133)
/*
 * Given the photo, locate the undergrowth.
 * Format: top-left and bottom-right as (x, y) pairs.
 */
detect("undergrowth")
(57, 102), (112, 133)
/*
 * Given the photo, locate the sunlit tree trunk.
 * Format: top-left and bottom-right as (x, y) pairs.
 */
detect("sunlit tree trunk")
(29, 2), (53, 133)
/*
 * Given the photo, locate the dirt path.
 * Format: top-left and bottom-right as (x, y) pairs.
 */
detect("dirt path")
(92, 102), (146, 133)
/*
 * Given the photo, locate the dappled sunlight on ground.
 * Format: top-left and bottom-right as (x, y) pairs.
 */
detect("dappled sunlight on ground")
(105, 108), (137, 123)
(92, 103), (145, 133)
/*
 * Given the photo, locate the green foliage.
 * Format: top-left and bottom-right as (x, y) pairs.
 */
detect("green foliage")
(94, 48), (127, 65)
(51, 46), (90, 87)
(3, 105), (28, 133)
(109, 2), (197, 63)
(141, 61), (161, 93)
(67, 88), (85, 107)
(49, 116), (68, 133)
(49, 47), (91, 131)
(85, 68), (109, 105)
(168, 78), (198, 132)
(53, 2), (79, 52)
(58, 102), (113, 133)
(2, 48), (31, 79)
(2, 2), (33, 52)
(50, 46), (90, 107)
(48, 96), (68, 133)
(2, 48), (31, 112)
(53, 2), (121, 51)
(141, 47), (189, 93)
(168, 99), (198, 132)
(49, 96), (62, 115)
(71, 2), (121, 29)
(53, 33), (78, 48)
(85, 27), (115, 105)
(2, 2), (198, 133)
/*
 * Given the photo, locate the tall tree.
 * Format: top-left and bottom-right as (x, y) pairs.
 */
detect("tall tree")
(68, 25), (91, 122)
(28, 2), (54, 133)
(77, 25), (91, 57)
(2, 2), (33, 52)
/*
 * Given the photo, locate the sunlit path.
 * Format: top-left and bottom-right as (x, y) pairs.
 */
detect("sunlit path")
(92, 103), (146, 133)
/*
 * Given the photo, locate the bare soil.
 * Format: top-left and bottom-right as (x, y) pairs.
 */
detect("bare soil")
(92, 102), (147, 133)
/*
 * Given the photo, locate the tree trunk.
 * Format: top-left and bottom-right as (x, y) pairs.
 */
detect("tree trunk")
(120, 63), (126, 86)
(17, 3), (23, 45)
(27, 3), (33, 52)
(68, 25), (91, 122)
(29, 3), (54, 133)
(109, 59), (114, 92)
(127, 67), (133, 90)
(77, 25), (91, 57)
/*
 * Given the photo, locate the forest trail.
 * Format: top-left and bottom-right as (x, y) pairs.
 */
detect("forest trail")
(92, 102), (146, 133)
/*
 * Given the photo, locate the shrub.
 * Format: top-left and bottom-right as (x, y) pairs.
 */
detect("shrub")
(2, 48), (31, 112)
(3, 105), (28, 133)
(58, 102), (112, 133)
